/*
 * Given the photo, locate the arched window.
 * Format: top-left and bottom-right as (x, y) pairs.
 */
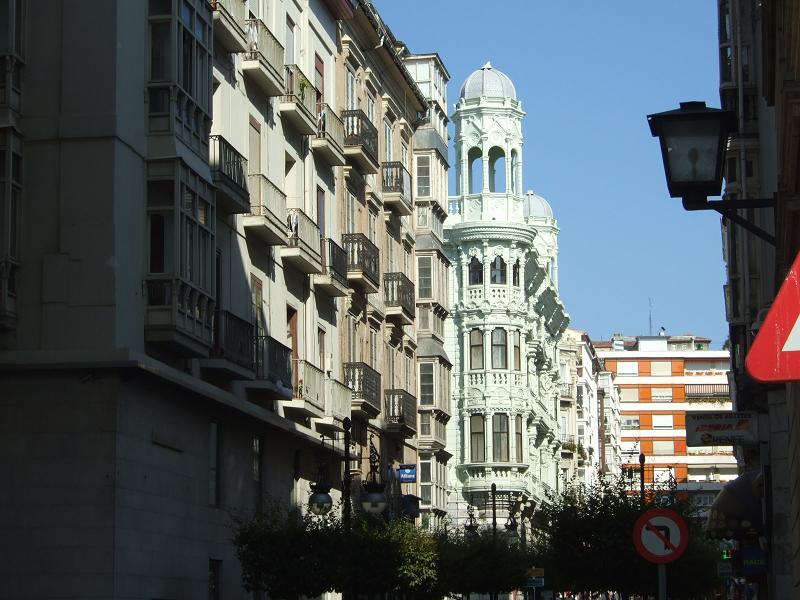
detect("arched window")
(468, 147), (482, 194)
(469, 257), (483, 285)
(488, 146), (506, 193)
(493, 413), (509, 462)
(470, 329), (484, 370)
(491, 328), (507, 369)
(470, 414), (485, 463)
(512, 259), (520, 286)
(490, 256), (506, 284)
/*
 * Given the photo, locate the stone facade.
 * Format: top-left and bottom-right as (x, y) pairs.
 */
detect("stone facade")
(444, 64), (569, 528)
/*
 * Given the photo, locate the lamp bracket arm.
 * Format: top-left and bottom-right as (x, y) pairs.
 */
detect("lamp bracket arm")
(714, 207), (776, 246)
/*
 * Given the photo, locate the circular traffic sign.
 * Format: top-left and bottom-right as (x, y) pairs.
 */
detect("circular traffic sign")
(632, 508), (689, 564)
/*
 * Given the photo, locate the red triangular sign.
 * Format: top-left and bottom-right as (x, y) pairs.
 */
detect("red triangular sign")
(746, 251), (800, 382)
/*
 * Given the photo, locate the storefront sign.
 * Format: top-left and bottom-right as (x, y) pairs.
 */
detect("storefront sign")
(397, 464), (417, 483)
(686, 411), (758, 446)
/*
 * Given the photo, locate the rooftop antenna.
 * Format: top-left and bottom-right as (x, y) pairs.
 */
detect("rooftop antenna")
(648, 297), (653, 336)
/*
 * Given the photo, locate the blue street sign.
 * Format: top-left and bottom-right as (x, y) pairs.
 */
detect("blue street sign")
(398, 464), (416, 483)
(524, 577), (545, 588)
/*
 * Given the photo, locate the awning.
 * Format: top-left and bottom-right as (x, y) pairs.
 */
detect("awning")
(705, 470), (764, 539)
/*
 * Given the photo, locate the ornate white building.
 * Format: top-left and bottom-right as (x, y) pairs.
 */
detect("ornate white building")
(444, 64), (569, 528)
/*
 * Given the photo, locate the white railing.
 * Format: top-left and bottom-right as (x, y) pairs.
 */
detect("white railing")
(324, 377), (352, 422)
(292, 359), (325, 411)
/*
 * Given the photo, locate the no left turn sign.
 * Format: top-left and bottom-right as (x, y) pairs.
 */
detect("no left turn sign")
(632, 508), (689, 564)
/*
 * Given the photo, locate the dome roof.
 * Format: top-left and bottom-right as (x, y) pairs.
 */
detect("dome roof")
(459, 62), (517, 100)
(524, 190), (554, 220)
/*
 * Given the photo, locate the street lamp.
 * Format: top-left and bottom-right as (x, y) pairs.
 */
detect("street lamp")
(308, 435), (334, 516)
(360, 434), (388, 515)
(647, 101), (775, 245)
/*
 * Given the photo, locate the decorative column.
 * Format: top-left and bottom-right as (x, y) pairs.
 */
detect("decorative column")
(482, 152), (490, 193)
(515, 148), (523, 197)
(483, 329), (491, 372)
(505, 141), (512, 195)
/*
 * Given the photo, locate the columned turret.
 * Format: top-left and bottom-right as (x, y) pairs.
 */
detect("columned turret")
(444, 63), (569, 531)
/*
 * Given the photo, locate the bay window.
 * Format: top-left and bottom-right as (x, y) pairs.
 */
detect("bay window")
(493, 413), (509, 462)
(419, 362), (434, 406)
(416, 155), (430, 197)
(513, 330), (521, 371)
(470, 329), (483, 370)
(490, 256), (506, 284)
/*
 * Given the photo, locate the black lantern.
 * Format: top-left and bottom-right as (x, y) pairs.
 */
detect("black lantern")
(647, 101), (775, 245)
(360, 434), (387, 514)
(647, 101), (736, 206)
(308, 435), (333, 515)
(464, 502), (479, 533)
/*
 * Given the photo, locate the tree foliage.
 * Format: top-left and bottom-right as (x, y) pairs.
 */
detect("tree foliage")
(532, 475), (720, 598)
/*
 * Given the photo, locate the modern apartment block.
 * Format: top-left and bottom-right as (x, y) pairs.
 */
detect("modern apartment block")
(596, 335), (738, 507)
(444, 64), (569, 528)
(557, 329), (620, 487)
(0, 0), (443, 596)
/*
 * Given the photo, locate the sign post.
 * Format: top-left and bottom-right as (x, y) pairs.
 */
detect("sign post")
(632, 508), (689, 600)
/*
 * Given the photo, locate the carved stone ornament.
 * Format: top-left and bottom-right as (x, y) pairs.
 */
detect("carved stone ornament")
(493, 246), (505, 258)
(468, 247), (481, 259)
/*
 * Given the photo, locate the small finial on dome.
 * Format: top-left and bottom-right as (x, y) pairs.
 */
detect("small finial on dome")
(483, 61), (492, 69)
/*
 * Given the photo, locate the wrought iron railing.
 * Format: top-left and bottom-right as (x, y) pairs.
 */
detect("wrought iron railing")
(383, 272), (414, 315)
(341, 109), (378, 165)
(343, 362), (381, 414)
(322, 238), (348, 286)
(283, 64), (317, 118)
(685, 384), (730, 398)
(315, 102), (345, 151)
(559, 383), (573, 398)
(248, 173), (286, 220)
(381, 161), (412, 211)
(342, 233), (379, 287)
(209, 135), (248, 193)
(286, 208), (321, 256)
(254, 334), (292, 386)
(245, 19), (284, 77)
(213, 310), (254, 369)
(384, 389), (417, 427)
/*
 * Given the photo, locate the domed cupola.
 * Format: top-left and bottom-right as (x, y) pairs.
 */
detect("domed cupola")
(523, 190), (554, 220)
(459, 62), (517, 100)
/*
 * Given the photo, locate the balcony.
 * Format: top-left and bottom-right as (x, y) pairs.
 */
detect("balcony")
(315, 376), (353, 435)
(203, 310), (255, 375)
(247, 335), (292, 397)
(278, 359), (325, 418)
(343, 233), (380, 294)
(418, 412), (447, 451)
(313, 238), (349, 297)
(341, 109), (379, 174)
(0, 55), (23, 122)
(686, 384), (730, 401)
(381, 162), (413, 216)
(384, 389), (417, 438)
(344, 362), (381, 418)
(460, 464), (530, 496)
(559, 383), (574, 399)
(311, 103), (345, 166)
(279, 65), (318, 135)
(243, 174), (287, 245)
(210, 0), (248, 52)
(209, 135), (250, 214)
(282, 208), (322, 274)
(242, 19), (284, 97)
(383, 272), (414, 325)
(145, 277), (214, 357)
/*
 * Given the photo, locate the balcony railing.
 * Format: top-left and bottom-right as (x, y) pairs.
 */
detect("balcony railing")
(381, 161), (413, 214)
(322, 238), (348, 286)
(685, 384), (730, 399)
(292, 359), (325, 412)
(286, 208), (322, 255)
(385, 389), (417, 427)
(559, 383), (573, 398)
(282, 64), (317, 120)
(254, 335), (292, 387)
(344, 362), (381, 415)
(248, 173), (285, 219)
(324, 377), (352, 422)
(315, 102), (345, 151)
(145, 276), (214, 353)
(209, 135), (248, 207)
(560, 434), (576, 445)
(212, 310), (255, 370)
(343, 233), (380, 289)
(243, 19), (284, 96)
(210, 0), (247, 52)
(383, 272), (415, 316)
(341, 109), (379, 164)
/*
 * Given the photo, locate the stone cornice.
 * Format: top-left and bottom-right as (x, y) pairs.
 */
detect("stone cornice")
(445, 223), (536, 247)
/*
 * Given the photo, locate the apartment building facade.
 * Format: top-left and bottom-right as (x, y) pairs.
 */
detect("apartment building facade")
(597, 335), (738, 508)
(0, 0), (440, 596)
(444, 64), (569, 528)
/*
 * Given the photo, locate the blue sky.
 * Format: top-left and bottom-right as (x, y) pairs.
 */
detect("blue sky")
(374, 0), (727, 347)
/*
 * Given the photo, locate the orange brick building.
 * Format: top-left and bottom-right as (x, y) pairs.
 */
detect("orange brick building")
(596, 335), (738, 508)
